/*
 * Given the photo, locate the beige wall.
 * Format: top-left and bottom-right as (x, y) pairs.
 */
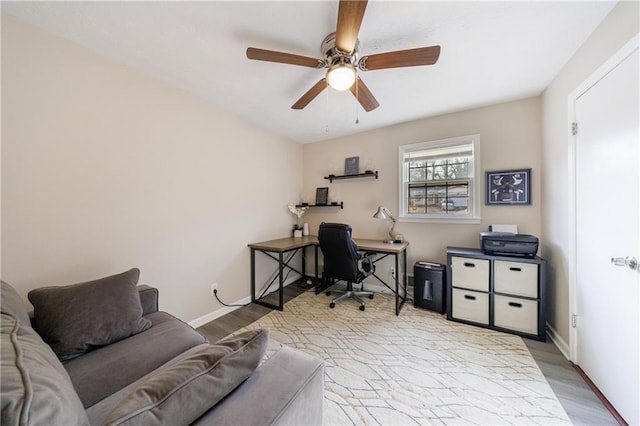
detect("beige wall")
(540, 1), (639, 349)
(302, 97), (543, 276)
(1, 14), (302, 322)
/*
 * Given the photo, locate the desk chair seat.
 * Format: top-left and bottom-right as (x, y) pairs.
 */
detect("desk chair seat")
(318, 223), (376, 311)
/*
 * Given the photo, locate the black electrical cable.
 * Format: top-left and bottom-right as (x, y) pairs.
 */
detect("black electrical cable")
(213, 289), (250, 308)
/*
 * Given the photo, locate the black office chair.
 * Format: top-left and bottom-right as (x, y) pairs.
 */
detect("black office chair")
(318, 222), (376, 311)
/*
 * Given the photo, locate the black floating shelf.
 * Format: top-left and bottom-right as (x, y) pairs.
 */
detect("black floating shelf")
(296, 202), (343, 209)
(324, 171), (378, 183)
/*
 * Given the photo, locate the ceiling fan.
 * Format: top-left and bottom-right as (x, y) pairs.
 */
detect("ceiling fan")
(246, 0), (440, 112)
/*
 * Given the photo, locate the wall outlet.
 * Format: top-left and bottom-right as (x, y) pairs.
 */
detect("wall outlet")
(390, 267), (396, 279)
(210, 283), (218, 295)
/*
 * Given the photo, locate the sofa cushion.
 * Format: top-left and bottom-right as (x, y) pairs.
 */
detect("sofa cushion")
(65, 311), (207, 408)
(102, 329), (269, 426)
(28, 268), (151, 361)
(0, 314), (89, 426)
(192, 346), (325, 426)
(0, 281), (31, 327)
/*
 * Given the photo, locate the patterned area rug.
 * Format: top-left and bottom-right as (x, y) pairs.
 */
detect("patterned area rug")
(236, 289), (570, 425)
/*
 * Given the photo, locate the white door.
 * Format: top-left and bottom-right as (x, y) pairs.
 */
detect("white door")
(574, 40), (639, 425)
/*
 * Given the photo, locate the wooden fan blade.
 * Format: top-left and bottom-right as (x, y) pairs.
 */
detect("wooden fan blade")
(359, 46), (441, 71)
(247, 47), (323, 68)
(292, 79), (327, 110)
(335, 0), (367, 53)
(349, 77), (379, 112)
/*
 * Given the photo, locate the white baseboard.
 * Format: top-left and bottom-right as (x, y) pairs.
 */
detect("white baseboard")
(188, 274), (302, 329)
(546, 322), (571, 360)
(189, 295), (253, 329)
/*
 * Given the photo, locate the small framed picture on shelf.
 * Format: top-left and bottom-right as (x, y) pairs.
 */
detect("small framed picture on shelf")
(315, 187), (329, 205)
(344, 156), (359, 175)
(486, 168), (531, 205)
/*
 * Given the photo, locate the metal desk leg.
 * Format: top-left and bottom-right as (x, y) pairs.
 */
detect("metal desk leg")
(395, 253), (400, 315)
(314, 245), (319, 290)
(302, 246), (306, 282)
(394, 248), (409, 316)
(251, 248), (256, 303)
(278, 251), (284, 311)
(403, 248), (408, 300)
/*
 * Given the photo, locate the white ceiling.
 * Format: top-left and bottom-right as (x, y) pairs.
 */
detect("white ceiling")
(2, 1), (617, 144)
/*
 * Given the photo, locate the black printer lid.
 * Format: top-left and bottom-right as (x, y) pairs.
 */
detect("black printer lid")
(480, 231), (538, 242)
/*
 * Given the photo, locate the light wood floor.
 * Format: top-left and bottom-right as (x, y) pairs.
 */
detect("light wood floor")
(197, 281), (617, 426)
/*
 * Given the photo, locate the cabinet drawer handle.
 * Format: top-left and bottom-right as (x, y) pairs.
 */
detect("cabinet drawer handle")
(464, 295), (476, 301)
(509, 267), (522, 272)
(508, 302), (523, 308)
(463, 262), (476, 268)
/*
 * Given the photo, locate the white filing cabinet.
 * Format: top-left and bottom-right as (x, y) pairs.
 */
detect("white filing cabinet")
(446, 247), (546, 341)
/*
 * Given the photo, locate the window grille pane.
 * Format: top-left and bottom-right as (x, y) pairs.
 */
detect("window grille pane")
(408, 158), (470, 183)
(409, 168), (426, 182)
(408, 186), (426, 213)
(407, 181), (469, 215)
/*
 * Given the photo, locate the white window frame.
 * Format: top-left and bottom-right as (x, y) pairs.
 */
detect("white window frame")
(398, 134), (481, 224)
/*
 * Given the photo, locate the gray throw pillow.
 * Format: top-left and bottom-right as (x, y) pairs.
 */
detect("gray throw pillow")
(28, 268), (151, 361)
(1, 281), (32, 327)
(103, 328), (269, 426)
(0, 314), (90, 426)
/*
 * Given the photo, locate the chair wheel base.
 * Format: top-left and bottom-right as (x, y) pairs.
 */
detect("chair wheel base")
(369, 294), (374, 299)
(329, 302), (335, 308)
(326, 291), (331, 296)
(359, 305), (365, 311)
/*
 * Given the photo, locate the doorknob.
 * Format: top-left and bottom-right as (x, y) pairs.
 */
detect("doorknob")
(611, 256), (638, 270)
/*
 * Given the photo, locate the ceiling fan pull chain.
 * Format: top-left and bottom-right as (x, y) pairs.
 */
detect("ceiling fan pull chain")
(355, 78), (360, 124)
(325, 80), (330, 133)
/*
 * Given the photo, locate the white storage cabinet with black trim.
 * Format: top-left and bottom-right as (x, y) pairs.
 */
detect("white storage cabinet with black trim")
(446, 247), (546, 341)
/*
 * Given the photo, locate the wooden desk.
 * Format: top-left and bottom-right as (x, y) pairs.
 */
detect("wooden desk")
(248, 236), (409, 315)
(248, 236), (319, 311)
(352, 239), (410, 316)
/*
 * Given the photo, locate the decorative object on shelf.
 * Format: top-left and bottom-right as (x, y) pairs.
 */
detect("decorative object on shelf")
(324, 171), (378, 182)
(344, 156), (359, 175)
(315, 187), (329, 205)
(288, 203), (308, 237)
(486, 169), (531, 205)
(373, 206), (398, 243)
(363, 159), (374, 173)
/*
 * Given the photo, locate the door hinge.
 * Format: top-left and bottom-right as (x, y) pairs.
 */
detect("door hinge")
(572, 122), (578, 135)
(571, 314), (578, 328)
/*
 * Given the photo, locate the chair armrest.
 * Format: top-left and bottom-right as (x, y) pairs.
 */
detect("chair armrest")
(356, 252), (376, 277)
(138, 285), (158, 316)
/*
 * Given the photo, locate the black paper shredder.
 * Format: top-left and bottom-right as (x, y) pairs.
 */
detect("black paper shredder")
(413, 261), (446, 314)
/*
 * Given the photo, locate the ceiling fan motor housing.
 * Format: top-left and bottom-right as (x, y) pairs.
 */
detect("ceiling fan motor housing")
(321, 32), (359, 68)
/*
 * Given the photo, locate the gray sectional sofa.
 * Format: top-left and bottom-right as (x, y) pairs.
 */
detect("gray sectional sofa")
(0, 269), (324, 425)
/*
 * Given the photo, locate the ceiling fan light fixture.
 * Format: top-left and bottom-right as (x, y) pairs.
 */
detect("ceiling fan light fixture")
(327, 63), (356, 91)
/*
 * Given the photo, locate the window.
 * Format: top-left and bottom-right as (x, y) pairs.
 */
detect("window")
(399, 135), (481, 223)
